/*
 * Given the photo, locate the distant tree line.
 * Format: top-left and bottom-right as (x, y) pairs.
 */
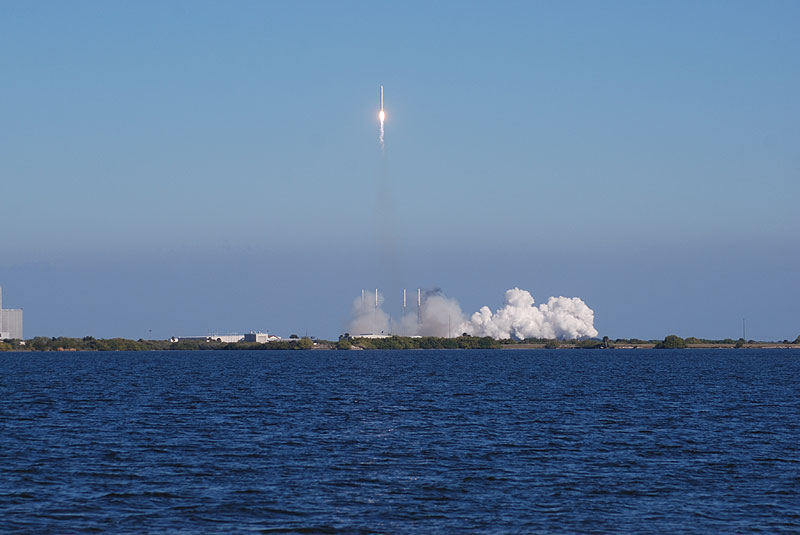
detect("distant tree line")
(0, 336), (317, 352)
(341, 335), (501, 350)
(3, 334), (800, 352)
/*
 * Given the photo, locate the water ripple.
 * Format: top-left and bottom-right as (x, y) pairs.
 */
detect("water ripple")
(1, 349), (799, 533)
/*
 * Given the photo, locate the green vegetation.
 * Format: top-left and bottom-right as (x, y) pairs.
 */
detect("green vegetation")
(0, 334), (501, 352)
(24, 336), (174, 352)
(0, 339), (24, 352)
(682, 337), (736, 345)
(2, 333), (799, 352)
(654, 335), (687, 349)
(613, 338), (652, 345)
(0, 336), (320, 352)
(348, 335), (501, 350)
(573, 339), (605, 349)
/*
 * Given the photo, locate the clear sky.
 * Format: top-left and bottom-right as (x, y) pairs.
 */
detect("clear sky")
(1, 1), (798, 341)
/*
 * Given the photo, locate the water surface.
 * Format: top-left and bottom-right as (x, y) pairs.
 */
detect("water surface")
(1, 349), (798, 533)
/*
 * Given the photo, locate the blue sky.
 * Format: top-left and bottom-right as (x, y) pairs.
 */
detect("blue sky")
(1, 1), (798, 340)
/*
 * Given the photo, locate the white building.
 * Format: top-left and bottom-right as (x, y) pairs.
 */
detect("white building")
(171, 332), (281, 344)
(174, 334), (245, 344)
(244, 332), (281, 343)
(0, 286), (23, 340)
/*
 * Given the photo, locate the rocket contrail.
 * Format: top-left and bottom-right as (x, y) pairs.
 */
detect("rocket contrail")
(379, 85), (385, 148)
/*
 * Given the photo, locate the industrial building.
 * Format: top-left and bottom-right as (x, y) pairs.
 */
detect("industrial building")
(243, 332), (281, 343)
(173, 334), (245, 344)
(171, 332), (280, 344)
(0, 286), (23, 340)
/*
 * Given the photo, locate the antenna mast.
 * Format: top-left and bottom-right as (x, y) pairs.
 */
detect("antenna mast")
(417, 288), (422, 325)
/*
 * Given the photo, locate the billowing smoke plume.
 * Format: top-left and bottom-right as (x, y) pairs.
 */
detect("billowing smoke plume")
(348, 287), (598, 340)
(459, 288), (598, 340)
(397, 288), (466, 337)
(349, 291), (390, 336)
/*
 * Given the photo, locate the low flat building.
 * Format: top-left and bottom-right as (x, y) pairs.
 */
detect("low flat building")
(244, 332), (281, 343)
(174, 334), (245, 344)
(171, 332), (281, 344)
(0, 286), (23, 340)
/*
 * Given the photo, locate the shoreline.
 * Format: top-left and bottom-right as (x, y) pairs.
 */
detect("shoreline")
(501, 343), (799, 350)
(3, 342), (799, 353)
(3, 334), (799, 353)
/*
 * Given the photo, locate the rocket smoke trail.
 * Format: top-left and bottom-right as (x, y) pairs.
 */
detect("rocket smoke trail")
(379, 85), (385, 148)
(374, 84), (400, 301)
(376, 88), (402, 312)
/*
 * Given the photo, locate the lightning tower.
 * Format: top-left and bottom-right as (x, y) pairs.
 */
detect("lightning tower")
(417, 288), (422, 325)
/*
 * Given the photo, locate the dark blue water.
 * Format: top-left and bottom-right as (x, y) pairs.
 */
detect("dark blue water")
(1, 349), (799, 533)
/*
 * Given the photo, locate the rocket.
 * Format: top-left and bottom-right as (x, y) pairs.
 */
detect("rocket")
(378, 85), (386, 146)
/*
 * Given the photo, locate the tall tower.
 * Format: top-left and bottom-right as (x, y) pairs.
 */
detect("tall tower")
(0, 286), (23, 340)
(417, 288), (422, 325)
(374, 288), (379, 335)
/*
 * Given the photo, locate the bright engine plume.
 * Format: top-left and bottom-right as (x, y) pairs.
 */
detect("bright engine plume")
(378, 85), (385, 147)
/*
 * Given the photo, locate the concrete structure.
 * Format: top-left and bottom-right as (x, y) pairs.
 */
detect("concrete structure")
(0, 286), (23, 340)
(244, 332), (281, 343)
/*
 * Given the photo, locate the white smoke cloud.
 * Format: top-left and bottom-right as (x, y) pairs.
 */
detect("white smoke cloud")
(349, 287), (598, 340)
(458, 288), (598, 340)
(349, 292), (390, 336)
(397, 289), (466, 338)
